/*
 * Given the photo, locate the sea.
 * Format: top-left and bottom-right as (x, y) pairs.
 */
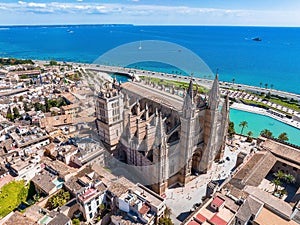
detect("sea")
(0, 25), (300, 94)
(1, 24), (300, 145)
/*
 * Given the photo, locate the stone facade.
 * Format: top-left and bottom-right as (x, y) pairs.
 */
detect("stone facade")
(95, 75), (229, 194)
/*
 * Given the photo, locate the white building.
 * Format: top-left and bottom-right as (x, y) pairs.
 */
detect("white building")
(77, 184), (106, 222)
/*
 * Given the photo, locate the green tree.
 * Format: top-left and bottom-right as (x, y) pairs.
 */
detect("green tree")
(6, 113), (14, 122)
(278, 132), (289, 141)
(23, 102), (30, 112)
(13, 107), (20, 118)
(246, 131), (253, 142)
(44, 97), (50, 112)
(48, 99), (58, 107)
(260, 129), (273, 138)
(228, 121), (235, 138)
(164, 207), (172, 219)
(232, 78), (235, 85)
(46, 190), (71, 210)
(265, 83), (268, 89)
(284, 173), (296, 186)
(72, 218), (80, 225)
(274, 170), (285, 180)
(239, 121), (248, 135)
(49, 60), (58, 66)
(34, 102), (45, 112)
(158, 217), (173, 225)
(270, 178), (281, 193)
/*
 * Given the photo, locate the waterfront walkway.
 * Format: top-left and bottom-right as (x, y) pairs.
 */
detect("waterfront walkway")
(34, 60), (300, 101)
(221, 89), (299, 116)
(231, 103), (300, 129)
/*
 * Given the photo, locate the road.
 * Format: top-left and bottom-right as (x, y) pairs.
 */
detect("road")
(33, 60), (300, 101)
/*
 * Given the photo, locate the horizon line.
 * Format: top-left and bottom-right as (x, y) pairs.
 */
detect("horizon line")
(0, 23), (300, 28)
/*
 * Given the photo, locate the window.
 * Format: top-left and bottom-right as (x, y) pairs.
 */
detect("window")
(293, 167), (297, 171)
(88, 206), (92, 211)
(89, 212), (93, 219)
(282, 163), (287, 167)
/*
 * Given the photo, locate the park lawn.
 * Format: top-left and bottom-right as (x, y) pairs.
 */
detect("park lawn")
(140, 76), (208, 93)
(244, 91), (300, 112)
(266, 98), (300, 112)
(0, 180), (28, 218)
(242, 99), (293, 117)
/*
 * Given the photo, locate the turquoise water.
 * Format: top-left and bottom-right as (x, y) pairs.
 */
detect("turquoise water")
(230, 108), (300, 146)
(0, 25), (300, 93)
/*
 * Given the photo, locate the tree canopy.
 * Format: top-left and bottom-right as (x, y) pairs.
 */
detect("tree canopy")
(46, 190), (71, 210)
(228, 121), (235, 138)
(0, 181), (29, 218)
(260, 129), (273, 138)
(278, 132), (289, 141)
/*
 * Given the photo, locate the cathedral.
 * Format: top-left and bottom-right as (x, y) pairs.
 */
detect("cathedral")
(95, 75), (229, 194)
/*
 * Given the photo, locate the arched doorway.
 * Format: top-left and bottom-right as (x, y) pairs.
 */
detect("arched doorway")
(192, 152), (202, 174)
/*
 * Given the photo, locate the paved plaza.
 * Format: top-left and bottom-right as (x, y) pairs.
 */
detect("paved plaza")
(165, 136), (255, 224)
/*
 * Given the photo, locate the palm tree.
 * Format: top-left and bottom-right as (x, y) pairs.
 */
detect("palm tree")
(265, 83), (268, 89)
(274, 170), (285, 180)
(246, 131), (253, 142)
(239, 121), (248, 135)
(247, 131), (253, 137)
(259, 82), (262, 88)
(278, 132), (289, 141)
(284, 173), (296, 187)
(270, 84), (274, 89)
(270, 178), (281, 193)
(260, 129), (273, 138)
(232, 78), (235, 85)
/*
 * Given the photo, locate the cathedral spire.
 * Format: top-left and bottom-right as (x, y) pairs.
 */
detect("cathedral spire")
(182, 79), (194, 112)
(187, 79), (193, 100)
(208, 70), (220, 110)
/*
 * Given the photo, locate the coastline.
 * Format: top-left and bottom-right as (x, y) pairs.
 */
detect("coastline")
(33, 59), (300, 101)
(6, 58), (300, 131)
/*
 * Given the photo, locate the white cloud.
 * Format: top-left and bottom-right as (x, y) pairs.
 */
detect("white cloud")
(0, 1), (299, 26)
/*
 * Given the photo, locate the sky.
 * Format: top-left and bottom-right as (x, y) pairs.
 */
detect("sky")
(0, 0), (300, 26)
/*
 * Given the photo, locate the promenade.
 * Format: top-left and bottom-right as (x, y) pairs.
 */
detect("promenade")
(231, 103), (300, 129)
(165, 138), (254, 224)
(33, 60), (300, 101)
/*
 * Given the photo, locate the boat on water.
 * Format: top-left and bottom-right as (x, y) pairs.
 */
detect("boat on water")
(67, 30), (74, 33)
(252, 37), (262, 41)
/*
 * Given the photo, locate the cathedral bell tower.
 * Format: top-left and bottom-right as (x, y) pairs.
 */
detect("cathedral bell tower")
(179, 80), (197, 185)
(200, 73), (221, 172)
(95, 82), (124, 150)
